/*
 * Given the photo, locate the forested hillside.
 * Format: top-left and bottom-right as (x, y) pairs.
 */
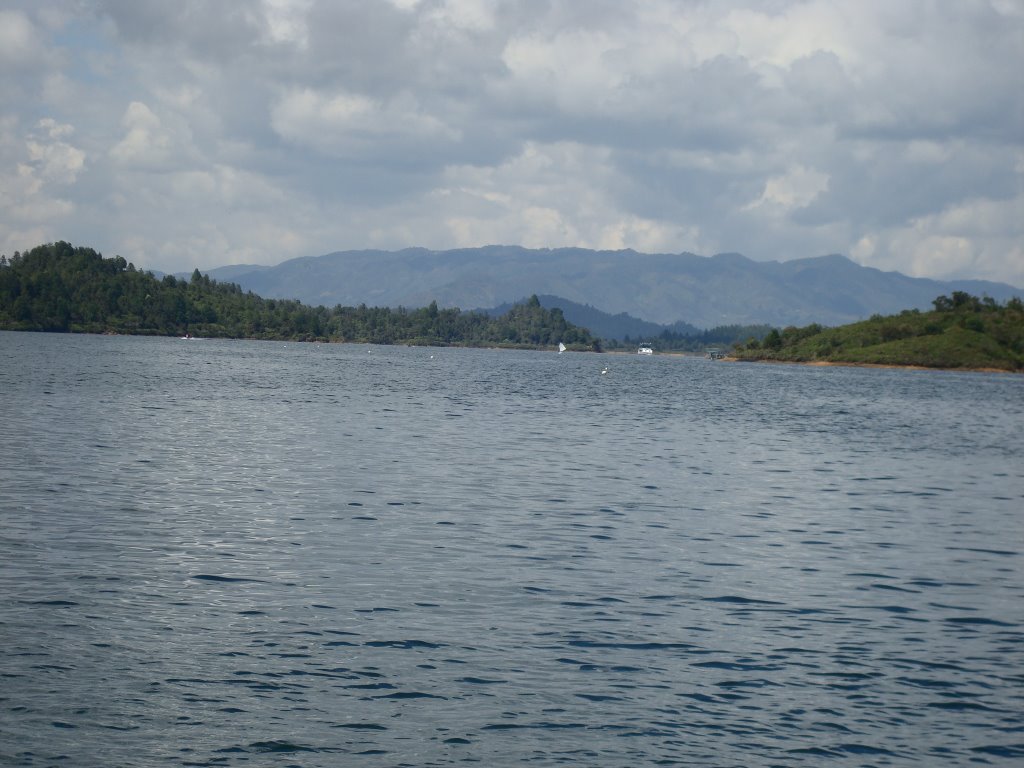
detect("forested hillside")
(732, 292), (1024, 371)
(486, 294), (772, 351)
(0, 242), (598, 349)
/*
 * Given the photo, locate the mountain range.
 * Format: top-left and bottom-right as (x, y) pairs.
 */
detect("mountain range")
(199, 246), (1021, 329)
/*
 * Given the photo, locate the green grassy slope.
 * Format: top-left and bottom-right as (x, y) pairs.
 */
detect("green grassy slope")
(732, 293), (1024, 371)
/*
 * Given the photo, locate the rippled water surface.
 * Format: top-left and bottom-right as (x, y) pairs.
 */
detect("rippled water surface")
(1, 331), (1022, 767)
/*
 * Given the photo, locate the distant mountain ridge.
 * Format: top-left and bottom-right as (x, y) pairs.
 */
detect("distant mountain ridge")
(199, 246), (1022, 328)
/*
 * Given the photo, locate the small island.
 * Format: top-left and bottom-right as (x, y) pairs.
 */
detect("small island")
(0, 242), (600, 350)
(731, 292), (1024, 372)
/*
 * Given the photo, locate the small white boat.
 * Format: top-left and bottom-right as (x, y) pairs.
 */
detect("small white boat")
(558, 342), (567, 354)
(637, 344), (653, 355)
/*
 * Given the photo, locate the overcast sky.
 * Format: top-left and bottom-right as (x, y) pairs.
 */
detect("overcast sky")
(2, 0), (1022, 285)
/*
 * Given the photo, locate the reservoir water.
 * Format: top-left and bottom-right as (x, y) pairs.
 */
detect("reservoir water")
(1, 331), (1022, 766)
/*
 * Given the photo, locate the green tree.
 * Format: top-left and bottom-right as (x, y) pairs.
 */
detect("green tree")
(0, 242), (606, 349)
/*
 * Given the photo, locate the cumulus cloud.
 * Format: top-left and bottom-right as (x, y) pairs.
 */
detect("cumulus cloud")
(25, 118), (85, 184)
(0, 0), (1020, 287)
(434, 141), (701, 253)
(853, 194), (1024, 287)
(745, 165), (830, 211)
(271, 87), (461, 162)
(0, 117), (84, 255)
(109, 102), (173, 168)
(0, 10), (42, 69)
(263, 0), (314, 47)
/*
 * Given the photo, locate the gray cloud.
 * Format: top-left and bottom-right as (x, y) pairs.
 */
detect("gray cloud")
(1, 0), (1021, 287)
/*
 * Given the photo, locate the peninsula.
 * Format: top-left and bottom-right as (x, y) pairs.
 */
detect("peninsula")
(0, 242), (599, 350)
(731, 293), (1023, 372)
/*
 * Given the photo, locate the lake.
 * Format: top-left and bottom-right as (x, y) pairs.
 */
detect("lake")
(1, 331), (1022, 766)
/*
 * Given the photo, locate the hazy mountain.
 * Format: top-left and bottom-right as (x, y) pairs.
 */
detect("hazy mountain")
(194, 263), (270, 281)
(201, 246), (1022, 328)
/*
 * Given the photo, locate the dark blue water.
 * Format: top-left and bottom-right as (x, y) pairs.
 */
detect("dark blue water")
(1, 331), (1022, 767)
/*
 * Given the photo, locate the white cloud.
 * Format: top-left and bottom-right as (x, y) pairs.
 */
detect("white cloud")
(0, 117), (84, 256)
(0, 10), (41, 68)
(426, 0), (496, 32)
(855, 195), (1024, 286)
(109, 100), (206, 173)
(746, 165), (830, 211)
(261, 0), (313, 47)
(271, 87), (460, 160)
(0, 0), (1019, 287)
(97, 161), (303, 271)
(502, 29), (625, 113)
(110, 102), (167, 165)
(431, 141), (702, 254)
(723, 4), (859, 71)
(25, 118), (85, 184)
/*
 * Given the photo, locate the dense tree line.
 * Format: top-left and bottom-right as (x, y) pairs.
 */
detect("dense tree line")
(603, 323), (774, 352)
(732, 292), (1024, 370)
(0, 242), (599, 349)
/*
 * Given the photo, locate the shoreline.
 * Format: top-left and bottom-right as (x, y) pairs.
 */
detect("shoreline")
(602, 349), (694, 357)
(724, 356), (1019, 374)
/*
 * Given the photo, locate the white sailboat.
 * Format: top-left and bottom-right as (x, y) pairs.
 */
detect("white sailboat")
(558, 342), (567, 353)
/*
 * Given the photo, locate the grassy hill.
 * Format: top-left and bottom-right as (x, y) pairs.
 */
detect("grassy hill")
(732, 293), (1024, 372)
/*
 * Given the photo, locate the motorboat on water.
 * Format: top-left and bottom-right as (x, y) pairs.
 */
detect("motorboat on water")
(637, 344), (653, 355)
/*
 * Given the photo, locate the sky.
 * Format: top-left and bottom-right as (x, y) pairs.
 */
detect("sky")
(2, 0), (1022, 286)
